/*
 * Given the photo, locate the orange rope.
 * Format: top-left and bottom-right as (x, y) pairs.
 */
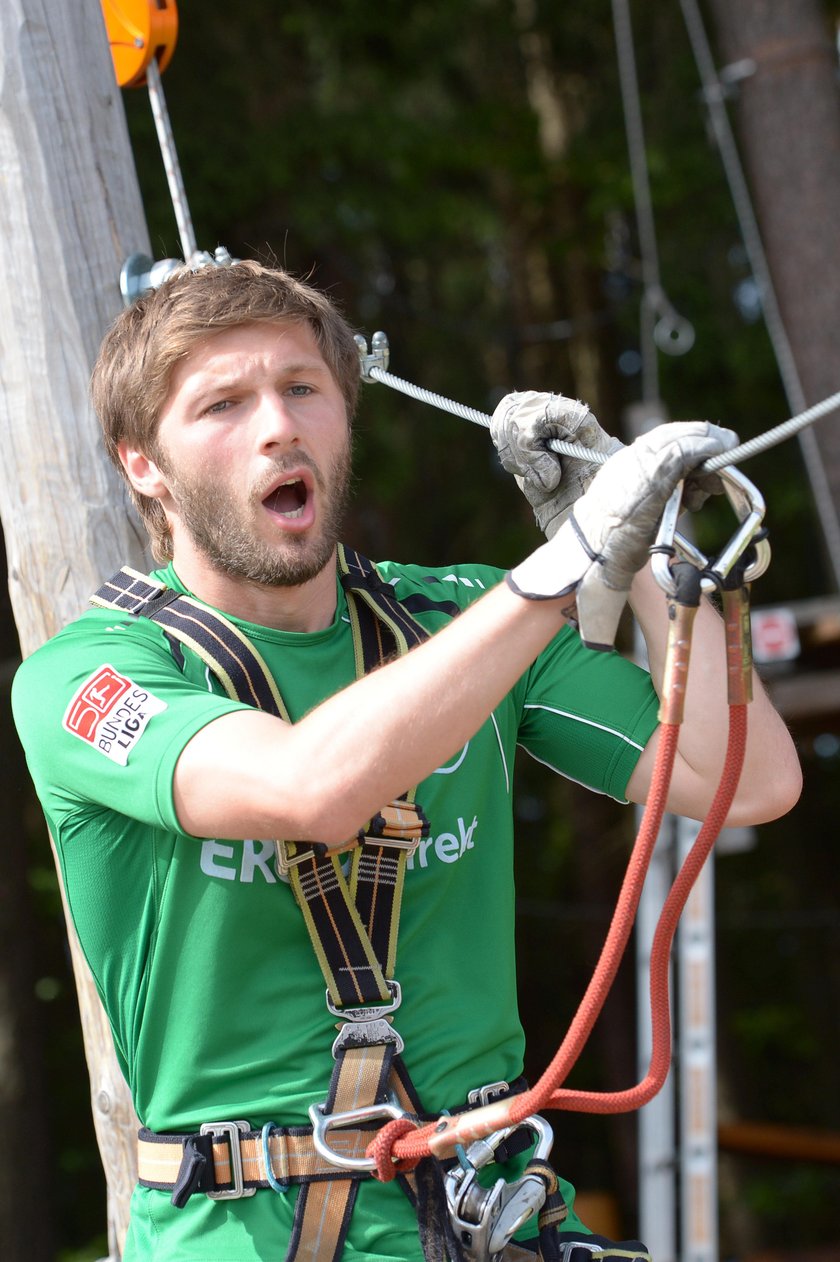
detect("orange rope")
(369, 716), (685, 1173)
(368, 591), (751, 1176)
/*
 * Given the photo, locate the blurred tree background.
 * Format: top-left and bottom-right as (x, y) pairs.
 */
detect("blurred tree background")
(3, 0), (840, 1257)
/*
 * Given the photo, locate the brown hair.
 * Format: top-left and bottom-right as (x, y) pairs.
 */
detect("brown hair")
(90, 260), (361, 560)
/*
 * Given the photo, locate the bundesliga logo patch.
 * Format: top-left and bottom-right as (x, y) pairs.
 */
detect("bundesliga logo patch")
(63, 665), (167, 766)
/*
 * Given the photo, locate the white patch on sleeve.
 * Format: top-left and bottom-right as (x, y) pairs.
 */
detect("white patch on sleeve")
(62, 665), (167, 766)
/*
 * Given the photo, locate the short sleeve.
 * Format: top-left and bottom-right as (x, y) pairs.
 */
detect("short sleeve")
(517, 627), (660, 801)
(12, 611), (252, 835)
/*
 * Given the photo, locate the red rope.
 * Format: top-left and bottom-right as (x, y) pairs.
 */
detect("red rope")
(367, 703), (748, 1178)
(540, 702), (746, 1114)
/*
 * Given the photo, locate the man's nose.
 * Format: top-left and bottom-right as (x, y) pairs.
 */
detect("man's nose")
(255, 392), (299, 450)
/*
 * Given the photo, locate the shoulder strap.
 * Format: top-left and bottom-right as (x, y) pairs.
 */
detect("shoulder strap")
(92, 566), (290, 719)
(337, 545), (430, 673)
(93, 549), (432, 706)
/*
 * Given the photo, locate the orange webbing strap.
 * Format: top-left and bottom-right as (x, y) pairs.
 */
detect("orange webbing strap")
(137, 1129), (366, 1190)
(289, 1043), (396, 1262)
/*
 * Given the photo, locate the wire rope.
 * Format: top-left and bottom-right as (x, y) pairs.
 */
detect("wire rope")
(145, 58), (198, 263)
(367, 365), (840, 476)
(611, 0), (694, 403)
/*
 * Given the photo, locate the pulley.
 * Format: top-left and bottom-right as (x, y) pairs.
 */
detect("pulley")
(100, 0), (179, 89)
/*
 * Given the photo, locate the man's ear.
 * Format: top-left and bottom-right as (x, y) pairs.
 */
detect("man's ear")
(118, 442), (170, 501)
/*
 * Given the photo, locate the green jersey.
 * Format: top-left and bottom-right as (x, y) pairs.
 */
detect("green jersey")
(12, 557), (659, 1261)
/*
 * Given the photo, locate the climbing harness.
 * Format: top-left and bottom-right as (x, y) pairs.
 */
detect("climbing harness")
(92, 548), (570, 1261)
(90, 492), (758, 1259)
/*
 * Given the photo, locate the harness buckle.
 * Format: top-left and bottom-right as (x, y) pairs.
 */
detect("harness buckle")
(651, 465), (771, 597)
(361, 832), (421, 857)
(198, 1119), (256, 1200)
(327, 980), (405, 1056)
(445, 1115), (554, 1262)
(331, 1019), (405, 1057)
(467, 1080), (511, 1108)
(308, 1098), (408, 1173)
(273, 840), (313, 879)
(325, 980), (402, 1022)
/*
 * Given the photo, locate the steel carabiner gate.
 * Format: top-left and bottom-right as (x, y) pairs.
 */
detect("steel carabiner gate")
(650, 464), (771, 597)
(444, 1115), (554, 1262)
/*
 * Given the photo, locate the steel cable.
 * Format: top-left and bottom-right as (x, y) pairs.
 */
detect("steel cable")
(368, 365), (840, 476)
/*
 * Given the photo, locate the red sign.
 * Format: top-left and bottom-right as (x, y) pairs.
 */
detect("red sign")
(64, 667), (131, 741)
(750, 608), (800, 664)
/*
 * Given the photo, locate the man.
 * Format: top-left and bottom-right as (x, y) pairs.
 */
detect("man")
(12, 260), (800, 1262)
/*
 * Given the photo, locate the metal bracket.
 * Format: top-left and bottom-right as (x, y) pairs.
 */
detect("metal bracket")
(119, 246), (240, 306)
(355, 331), (390, 381)
(308, 1098), (407, 1173)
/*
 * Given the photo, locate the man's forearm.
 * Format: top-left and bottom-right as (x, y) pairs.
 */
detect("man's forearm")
(174, 580), (571, 843)
(627, 565), (801, 824)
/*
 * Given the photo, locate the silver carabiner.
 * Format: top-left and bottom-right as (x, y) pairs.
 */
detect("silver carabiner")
(445, 1115), (554, 1262)
(308, 1097), (407, 1173)
(652, 465), (771, 597)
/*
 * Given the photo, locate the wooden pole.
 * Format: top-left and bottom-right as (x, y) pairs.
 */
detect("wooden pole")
(0, 1), (153, 1254)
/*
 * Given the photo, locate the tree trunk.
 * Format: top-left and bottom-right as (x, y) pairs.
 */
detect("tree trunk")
(707, 0), (840, 559)
(0, 1), (152, 1253)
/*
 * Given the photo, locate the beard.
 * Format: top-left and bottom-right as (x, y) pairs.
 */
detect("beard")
(158, 441), (353, 589)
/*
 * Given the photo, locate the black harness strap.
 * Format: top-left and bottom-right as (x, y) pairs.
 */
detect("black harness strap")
(92, 566), (290, 719)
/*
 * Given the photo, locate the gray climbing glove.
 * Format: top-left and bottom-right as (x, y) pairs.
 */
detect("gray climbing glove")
(508, 421), (739, 650)
(490, 390), (624, 538)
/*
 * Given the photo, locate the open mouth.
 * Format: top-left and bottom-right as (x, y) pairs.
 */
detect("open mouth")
(263, 477), (309, 520)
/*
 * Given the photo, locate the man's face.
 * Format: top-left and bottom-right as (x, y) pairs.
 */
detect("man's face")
(150, 321), (352, 588)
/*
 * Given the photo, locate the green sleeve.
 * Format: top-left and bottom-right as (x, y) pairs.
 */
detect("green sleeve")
(12, 611), (252, 836)
(517, 626), (660, 801)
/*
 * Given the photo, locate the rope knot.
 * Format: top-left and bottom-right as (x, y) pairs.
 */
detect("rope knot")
(366, 1116), (422, 1181)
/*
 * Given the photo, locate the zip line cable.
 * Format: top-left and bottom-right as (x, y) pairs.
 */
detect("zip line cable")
(132, 41), (840, 506)
(364, 361), (840, 477)
(677, 0), (840, 588)
(611, 0), (694, 405)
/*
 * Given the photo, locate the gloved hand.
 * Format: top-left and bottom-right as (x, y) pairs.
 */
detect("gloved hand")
(490, 390), (624, 538)
(508, 421), (739, 650)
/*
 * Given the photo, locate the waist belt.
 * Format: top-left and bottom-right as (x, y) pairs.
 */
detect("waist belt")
(137, 1077), (531, 1205)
